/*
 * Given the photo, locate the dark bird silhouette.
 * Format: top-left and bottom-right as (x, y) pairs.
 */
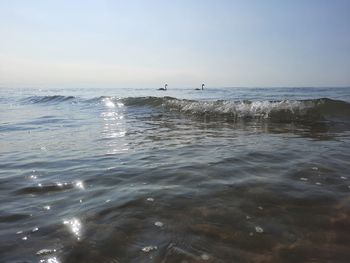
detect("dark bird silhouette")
(158, 84), (167, 91)
(195, 84), (205, 90)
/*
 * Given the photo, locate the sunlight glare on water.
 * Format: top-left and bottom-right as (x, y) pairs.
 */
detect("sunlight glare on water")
(101, 98), (128, 154)
(63, 218), (82, 241)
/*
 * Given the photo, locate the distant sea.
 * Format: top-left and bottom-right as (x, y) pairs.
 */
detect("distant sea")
(1, 87), (350, 263)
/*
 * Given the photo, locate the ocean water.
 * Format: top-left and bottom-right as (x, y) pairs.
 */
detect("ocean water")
(1, 87), (350, 263)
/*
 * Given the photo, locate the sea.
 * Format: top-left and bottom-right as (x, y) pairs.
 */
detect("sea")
(1, 86), (350, 263)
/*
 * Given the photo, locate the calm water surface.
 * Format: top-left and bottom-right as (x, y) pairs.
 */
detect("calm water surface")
(1, 87), (350, 263)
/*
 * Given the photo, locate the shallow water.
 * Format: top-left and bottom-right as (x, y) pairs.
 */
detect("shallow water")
(1, 87), (350, 263)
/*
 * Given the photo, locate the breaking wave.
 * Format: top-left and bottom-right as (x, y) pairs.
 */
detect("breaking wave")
(121, 97), (350, 122)
(22, 95), (350, 122)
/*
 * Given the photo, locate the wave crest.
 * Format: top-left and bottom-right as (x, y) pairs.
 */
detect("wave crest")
(24, 95), (75, 104)
(162, 98), (350, 121)
(22, 95), (350, 122)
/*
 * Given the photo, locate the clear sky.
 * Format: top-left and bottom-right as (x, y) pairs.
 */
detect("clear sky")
(0, 0), (349, 88)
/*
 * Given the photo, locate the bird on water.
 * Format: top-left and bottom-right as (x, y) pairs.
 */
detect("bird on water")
(158, 84), (167, 91)
(195, 84), (205, 90)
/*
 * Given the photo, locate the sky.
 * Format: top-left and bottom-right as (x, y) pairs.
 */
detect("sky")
(0, 0), (349, 88)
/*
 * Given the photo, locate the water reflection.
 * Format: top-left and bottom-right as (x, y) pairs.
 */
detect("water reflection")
(101, 98), (128, 154)
(63, 218), (82, 240)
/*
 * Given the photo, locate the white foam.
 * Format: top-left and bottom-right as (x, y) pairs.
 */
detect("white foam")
(164, 99), (313, 119)
(255, 226), (264, 233)
(40, 257), (60, 263)
(154, 221), (164, 227)
(142, 245), (157, 252)
(36, 248), (57, 255)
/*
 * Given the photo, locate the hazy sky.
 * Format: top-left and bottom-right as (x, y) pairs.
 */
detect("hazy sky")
(0, 0), (349, 87)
